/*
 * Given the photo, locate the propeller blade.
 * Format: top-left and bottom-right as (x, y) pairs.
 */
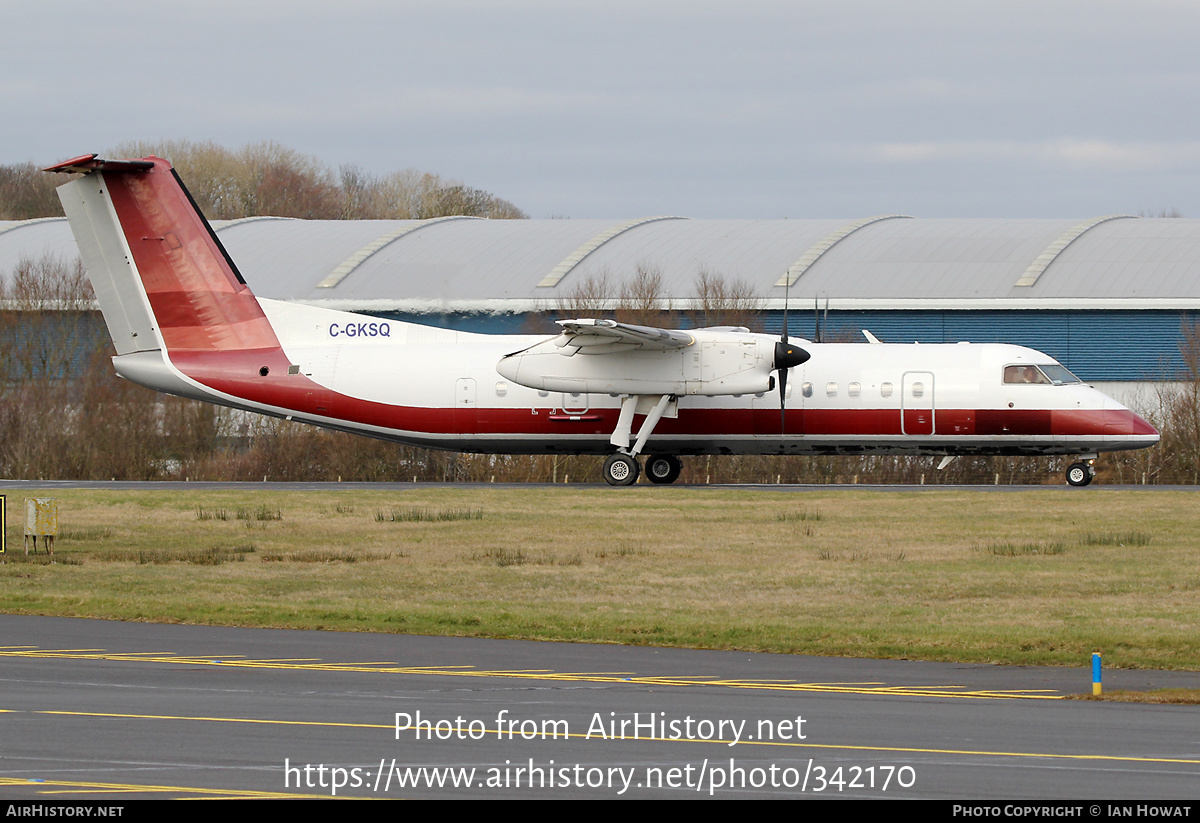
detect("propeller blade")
(781, 272), (790, 431)
(776, 273), (809, 432)
(779, 367), (788, 432)
(774, 339), (811, 431)
(781, 275), (789, 343)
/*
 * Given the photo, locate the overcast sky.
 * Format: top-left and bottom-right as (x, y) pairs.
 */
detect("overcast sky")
(6, 0), (1200, 219)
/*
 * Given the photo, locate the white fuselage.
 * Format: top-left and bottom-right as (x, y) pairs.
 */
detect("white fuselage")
(108, 298), (1155, 458)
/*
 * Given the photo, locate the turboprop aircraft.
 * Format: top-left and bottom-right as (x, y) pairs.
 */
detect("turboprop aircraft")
(45, 154), (1159, 486)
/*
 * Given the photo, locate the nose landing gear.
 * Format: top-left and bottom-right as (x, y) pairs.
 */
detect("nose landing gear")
(1066, 459), (1096, 487)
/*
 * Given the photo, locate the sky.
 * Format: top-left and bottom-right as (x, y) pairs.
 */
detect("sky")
(6, 0), (1200, 219)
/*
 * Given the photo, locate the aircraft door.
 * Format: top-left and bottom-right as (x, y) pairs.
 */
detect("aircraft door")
(302, 346), (339, 417)
(901, 372), (934, 435)
(455, 378), (478, 432)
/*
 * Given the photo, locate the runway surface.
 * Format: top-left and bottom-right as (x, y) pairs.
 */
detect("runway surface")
(0, 616), (1197, 799)
(3, 479), (1199, 493)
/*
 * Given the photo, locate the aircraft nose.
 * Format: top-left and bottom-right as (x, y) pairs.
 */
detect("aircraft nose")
(1128, 409), (1159, 439)
(1102, 397), (1160, 444)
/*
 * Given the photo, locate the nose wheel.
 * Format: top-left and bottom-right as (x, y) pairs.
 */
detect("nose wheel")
(603, 453), (640, 486)
(1066, 461), (1095, 487)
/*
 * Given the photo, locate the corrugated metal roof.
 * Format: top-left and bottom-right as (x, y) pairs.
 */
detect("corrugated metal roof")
(5, 216), (1200, 310)
(0, 217), (80, 276)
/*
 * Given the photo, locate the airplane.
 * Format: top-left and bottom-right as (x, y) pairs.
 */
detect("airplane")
(44, 154), (1159, 487)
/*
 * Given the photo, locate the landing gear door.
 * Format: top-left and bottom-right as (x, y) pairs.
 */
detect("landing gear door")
(902, 371), (934, 435)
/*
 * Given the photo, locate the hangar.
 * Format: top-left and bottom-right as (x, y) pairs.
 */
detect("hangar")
(2, 212), (1199, 398)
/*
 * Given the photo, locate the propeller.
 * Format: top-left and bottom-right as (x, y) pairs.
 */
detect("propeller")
(775, 274), (810, 432)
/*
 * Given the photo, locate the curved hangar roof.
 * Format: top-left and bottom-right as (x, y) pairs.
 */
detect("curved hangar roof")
(4, 214), (1200, 312)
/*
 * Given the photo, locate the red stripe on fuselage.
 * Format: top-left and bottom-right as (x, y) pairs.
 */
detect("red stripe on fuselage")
(167, 348), (1155, 442)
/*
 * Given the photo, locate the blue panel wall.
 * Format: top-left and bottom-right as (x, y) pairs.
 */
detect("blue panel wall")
(25, 308), (1194, 384)
(381, 309), (1199, 383)
(762, 310), (1200, 381)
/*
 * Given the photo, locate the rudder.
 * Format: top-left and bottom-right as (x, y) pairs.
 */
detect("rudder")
(46, 154), (280, 357)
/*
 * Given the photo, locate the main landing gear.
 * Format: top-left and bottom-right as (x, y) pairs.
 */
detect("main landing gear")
(1066, 458), (1096, 487)
(602, 394), (683, 486)
(602, 453), (683, 486)
(645, 454), (683, 485)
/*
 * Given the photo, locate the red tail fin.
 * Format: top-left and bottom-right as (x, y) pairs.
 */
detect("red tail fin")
(47, 154), (280, 354)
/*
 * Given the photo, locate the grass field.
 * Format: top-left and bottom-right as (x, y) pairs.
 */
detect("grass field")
(1, 486), (1197, 670)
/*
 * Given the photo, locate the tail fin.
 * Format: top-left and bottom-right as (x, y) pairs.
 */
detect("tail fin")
(46, 154), (280, 356)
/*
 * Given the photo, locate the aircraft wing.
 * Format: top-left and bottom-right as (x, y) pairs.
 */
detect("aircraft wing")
(554, 319), (694, 355)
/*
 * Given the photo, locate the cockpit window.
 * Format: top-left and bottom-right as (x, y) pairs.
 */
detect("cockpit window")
(1003, 364), (1081, 385)
(1003, 365), (1051, 385)
(1039, 364), (1082, 385)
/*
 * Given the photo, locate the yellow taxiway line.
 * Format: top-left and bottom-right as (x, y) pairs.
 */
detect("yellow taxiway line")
(15, 709), (1200, 766)
(0, 648), (1059, 699)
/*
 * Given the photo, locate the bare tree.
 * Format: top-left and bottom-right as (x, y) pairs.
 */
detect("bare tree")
(486, 196), (527, 220)
(616, 263), (673, 326)
(1153, 319), (1200, 483)
(104, 139), (526, 221)
(554, 264), (674, 326)
(557, 269), (615, 318)
(0, 163), (64, 219)
(418, 184), (493, 219)
(0, 254), (98, 384)
(692, 267), (762, 329)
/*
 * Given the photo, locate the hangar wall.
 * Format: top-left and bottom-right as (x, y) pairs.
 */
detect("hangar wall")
(3, 214), (1199, 386)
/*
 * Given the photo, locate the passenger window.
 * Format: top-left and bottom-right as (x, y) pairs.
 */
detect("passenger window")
(881, 382), (893, 398)
(826, 382), (838, 398)
(495, 381), (508, 397)
(848, 382), (860, 398)
(911, 382), (924, 398)
(801, 382), (813, 398)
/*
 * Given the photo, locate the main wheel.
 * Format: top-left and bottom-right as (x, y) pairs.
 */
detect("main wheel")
(1066, 462), (1093, 487)
(645, 454), (682, 485)
(603, 454), (640, 486)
